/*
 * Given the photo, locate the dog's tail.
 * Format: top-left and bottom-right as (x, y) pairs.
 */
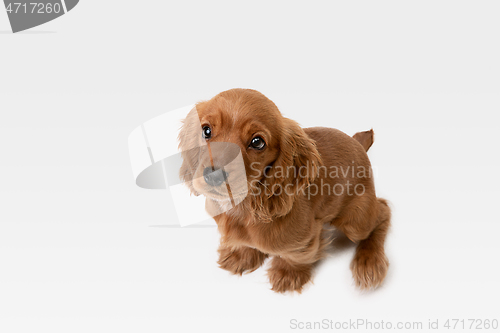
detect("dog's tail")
(353, 129), (374, 152)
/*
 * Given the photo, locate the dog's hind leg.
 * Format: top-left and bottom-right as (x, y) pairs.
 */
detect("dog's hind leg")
(332, 196), (391, 290)
(349, 198), (391, 290)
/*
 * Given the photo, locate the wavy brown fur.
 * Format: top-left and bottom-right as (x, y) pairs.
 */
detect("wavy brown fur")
(179, 89), (391, 293)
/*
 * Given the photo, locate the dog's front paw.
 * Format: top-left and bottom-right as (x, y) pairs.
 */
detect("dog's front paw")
(350, 249), (389, 290)
(217, 246), (268, 275)
(268, 257), (312, 293)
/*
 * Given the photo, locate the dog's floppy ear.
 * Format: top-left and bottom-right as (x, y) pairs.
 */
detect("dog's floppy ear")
(178, 105), (205, 196)
(259, 118), (322, 218)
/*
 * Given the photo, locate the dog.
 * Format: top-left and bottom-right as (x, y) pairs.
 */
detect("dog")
(178, 89), (391, 293)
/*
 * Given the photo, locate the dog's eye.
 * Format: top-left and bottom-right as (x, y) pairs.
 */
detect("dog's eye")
(202, 126), (212, 139)
(250, 136), (266, 150)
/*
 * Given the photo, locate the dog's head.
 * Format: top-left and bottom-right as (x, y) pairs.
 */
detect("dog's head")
(178, 88), (321, 219)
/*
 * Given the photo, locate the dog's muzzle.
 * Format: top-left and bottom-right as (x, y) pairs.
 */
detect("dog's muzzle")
(203, 167), (228, 187)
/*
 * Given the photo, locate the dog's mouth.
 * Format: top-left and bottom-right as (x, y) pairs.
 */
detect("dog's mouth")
(195, 182), (248, 201)
(192, 173), (248, 204)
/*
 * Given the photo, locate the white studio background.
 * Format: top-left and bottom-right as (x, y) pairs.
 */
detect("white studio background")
(1, 1), (499, 333)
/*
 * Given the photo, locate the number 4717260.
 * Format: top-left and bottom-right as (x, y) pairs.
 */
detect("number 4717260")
(444, 319), (498, 330)
(5, 2), (62, 14)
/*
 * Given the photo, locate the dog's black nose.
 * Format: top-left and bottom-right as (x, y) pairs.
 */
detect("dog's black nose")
(203, 167), (228, 187)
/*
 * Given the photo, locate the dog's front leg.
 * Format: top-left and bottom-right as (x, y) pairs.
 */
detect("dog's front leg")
(267, 256), (313, 293)
(217, 245), (268, 275)
(267, 228), (329, 293)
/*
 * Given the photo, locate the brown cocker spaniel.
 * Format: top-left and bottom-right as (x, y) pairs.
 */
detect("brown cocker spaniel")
(179, 88), (391, 293)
